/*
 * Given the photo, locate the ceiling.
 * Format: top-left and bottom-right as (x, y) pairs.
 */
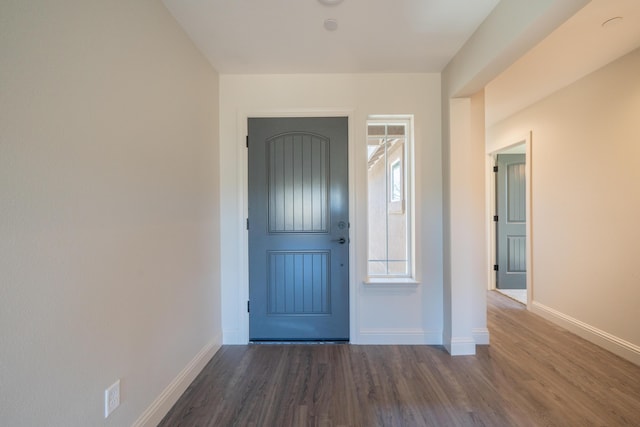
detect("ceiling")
(162, 0), (499, 74)
(485, 0), (640, 126)
(162, 0), (640, 126)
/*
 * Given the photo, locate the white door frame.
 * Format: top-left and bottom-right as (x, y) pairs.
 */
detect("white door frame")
(236, 108), (357, 343)
(485, 132), (533, 308)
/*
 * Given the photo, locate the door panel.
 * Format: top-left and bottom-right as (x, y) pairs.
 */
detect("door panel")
(268, 133), (328, 233)
(497, 154), (526, 289)
(268, 251), (329, 314)
(248, 117), (349, 341)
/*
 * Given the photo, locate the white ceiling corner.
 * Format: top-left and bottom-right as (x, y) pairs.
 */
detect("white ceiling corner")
(485, 0), (640, 126)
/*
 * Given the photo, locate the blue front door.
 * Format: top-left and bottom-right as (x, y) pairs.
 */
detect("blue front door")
(248, 117), (349, 341)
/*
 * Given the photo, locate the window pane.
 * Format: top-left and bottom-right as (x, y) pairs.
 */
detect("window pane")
(367, 120), (411, 277)
(367, 125), (386, 136)
(387, 125), (405, 136)
(390, 160), (401, 202)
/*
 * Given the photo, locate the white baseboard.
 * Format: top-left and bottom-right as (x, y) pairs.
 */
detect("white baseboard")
(472, 328), (490, 345)
(444, 336), (476, 355)
(531, 301), (640, 366)
(357, 329), (442, 345)
(132, 335), (222, 427)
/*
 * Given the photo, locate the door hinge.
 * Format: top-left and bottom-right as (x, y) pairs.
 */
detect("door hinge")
(246, 135), (249, 148)
(493, 165), (498, 173)
(246, 218), (249, 230)
(493, 215), (499, 222)
(247, 300), (250, 313)
(493, 264), (499, 271)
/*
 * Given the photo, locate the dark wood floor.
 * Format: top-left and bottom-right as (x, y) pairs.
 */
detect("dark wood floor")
(159, 292), (640, 426)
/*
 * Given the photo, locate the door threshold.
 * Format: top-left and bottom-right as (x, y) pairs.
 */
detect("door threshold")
(249, 340), (349, 345)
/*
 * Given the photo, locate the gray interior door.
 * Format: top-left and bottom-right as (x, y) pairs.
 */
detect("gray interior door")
(496, 154), (526, 289)
(248, 117), (349, 341)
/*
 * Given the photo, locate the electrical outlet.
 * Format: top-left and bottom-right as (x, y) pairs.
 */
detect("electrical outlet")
(104, 379), (120, 418)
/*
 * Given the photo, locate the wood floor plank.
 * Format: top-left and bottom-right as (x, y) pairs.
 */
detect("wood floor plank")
(158, 292), (640, 426)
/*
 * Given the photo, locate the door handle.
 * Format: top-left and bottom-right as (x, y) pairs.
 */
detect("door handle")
(332, 237), (346, 244)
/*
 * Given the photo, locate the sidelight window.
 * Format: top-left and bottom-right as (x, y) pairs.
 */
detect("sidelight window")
(366, 117), (413, 278)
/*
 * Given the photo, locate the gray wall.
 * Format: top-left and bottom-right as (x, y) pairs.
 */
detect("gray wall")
(0, 1), (221, 425)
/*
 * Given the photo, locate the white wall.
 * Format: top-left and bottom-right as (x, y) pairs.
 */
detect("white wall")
(0, 1), (221, 426)
(219, 74), (443, 344)
(469, 91), (489, 343)
(487, 48), (640, 364)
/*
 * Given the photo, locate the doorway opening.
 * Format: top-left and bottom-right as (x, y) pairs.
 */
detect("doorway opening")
(488, 138), (531, 307)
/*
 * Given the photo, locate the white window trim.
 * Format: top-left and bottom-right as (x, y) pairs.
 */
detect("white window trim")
(364, 277), (420, 286)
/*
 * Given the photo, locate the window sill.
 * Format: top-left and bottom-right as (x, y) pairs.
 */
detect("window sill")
(364, 277), (420, 286)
